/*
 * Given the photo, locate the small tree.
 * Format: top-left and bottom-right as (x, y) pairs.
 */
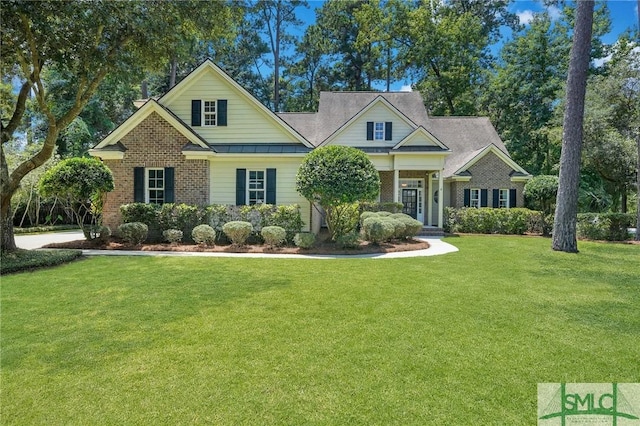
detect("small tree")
(38, 157), (113, 240)
(296, 145), (380, 240)
(524, 175), (559, 237)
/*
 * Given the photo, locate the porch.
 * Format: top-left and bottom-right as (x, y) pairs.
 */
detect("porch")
(379, 170), (444, 228)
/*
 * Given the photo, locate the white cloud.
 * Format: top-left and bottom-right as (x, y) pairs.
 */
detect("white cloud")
(516, 9), (535, 25)
(592, 54), (612, 68)
(400, 85), (412, 92)
(546, 5), (562, 21)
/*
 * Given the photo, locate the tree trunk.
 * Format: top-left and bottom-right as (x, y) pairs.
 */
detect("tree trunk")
(169, 57), (177, 89)
(141, 80), (149, 99)
(1, 197), (17, 252)
(552, 0), (594, 253)
(274, 3), (281, 112)
(636, 134), (640, 241)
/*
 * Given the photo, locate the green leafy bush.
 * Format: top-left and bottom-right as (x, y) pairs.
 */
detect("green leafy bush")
(158, 203), (205, 243)
(120, 203), (162, 241)
(362, 217), (396, 244)
(223, 221), (253, 245)
(1, 249), (83, 275)
(118, 222), (148, 245)
(360, 202), (404, 214)
(268, 205), (305, 242)
(163, 229), (184, 244)
(293, 232), (316, 249)
(445, 208), (541, 235)
(390, 214), (423, 239)
(336, 231), (360, 249)
(261, 226), (286, 247)
(192, 224), (216, 246)
(577, 213), (633, 241)
(93, 225), (111, 244)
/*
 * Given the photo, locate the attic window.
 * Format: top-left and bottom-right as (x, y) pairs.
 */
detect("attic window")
(203, 101), (217, 126)
(374, 122), (385, 140)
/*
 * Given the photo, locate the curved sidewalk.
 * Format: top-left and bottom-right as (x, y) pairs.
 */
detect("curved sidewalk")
(79, 237), (458, 259)
(16, 231), (459, 259)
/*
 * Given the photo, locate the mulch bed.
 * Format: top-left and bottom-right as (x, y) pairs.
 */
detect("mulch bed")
(44, 238), (429, 256)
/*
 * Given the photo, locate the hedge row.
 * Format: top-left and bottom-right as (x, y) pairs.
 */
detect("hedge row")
(120, 203), (303, 243)
(576, 213), (634, 241)
(444, 208), (634, 241)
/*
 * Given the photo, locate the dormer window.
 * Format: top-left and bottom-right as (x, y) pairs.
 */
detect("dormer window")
(374, 122), (385, 140)
(366, 121), (392, 141)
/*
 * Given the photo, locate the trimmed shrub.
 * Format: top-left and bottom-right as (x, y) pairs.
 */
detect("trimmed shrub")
(192, 224), (216, 246)
(376, 211), (392, 217)
(445, 207), (541, 235)
(118, 222), (148, 245)
(336, 231), (360, 249)
(223, 221), (253, 245)
(93, 225), (111, 244)
(360, 202), (404, 214)
(362, 217), (395, 244)
(268, 205), (305, 242)
(120, 203), (161, 241)
(359, 210), (379, 226)
(577, 213), (633, 241)
(261, 226), (287, 247)
(158, 203), (204, 243)
(163, 229), (183, 244)
(393, 215), (423, 239)
(294, 232), (316, 249)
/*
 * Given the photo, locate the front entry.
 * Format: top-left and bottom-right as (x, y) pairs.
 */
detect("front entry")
(402, 189), (418, 219)
(398, 178), (424, 223)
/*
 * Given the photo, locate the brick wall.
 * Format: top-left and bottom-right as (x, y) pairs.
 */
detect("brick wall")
(451, 152), (525, 208)
(379, 171), (393, 202)
(102, 112), (209, 228)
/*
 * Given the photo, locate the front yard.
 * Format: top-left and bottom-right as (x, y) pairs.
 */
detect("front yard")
(1, 235), (638, 424)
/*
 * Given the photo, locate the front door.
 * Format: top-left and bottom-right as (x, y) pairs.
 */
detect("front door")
(402, 189), (418, 219)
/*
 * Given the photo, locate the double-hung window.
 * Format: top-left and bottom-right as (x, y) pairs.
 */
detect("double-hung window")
(147, 168), (165, 204)
(248, 170), (265, 204)
(203, 101), (217, 126)
(498, 189), (509, 208)
(374, 122), (385, 140)
(470, 188), (481, 208)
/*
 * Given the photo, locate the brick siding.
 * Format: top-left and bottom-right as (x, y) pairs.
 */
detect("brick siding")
(450, 152), (525, 208)
(102, 112), (209, 228)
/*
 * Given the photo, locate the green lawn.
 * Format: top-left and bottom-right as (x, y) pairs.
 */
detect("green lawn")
(1, 235), (638, 425)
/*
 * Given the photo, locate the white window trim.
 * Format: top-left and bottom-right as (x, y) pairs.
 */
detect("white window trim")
(202, 100), (217, 127)
(470, 188), (481, 208)
(146, 167), (165, 204)
(374, 122), (385, 140)
(247, 169), (266, 205)
(498, 188), (509, 209)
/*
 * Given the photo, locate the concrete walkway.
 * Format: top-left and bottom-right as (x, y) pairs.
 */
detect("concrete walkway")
(15, 231), (459, 259)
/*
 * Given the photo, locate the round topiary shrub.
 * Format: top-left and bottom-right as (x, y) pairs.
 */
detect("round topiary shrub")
(163, 229), (184, 244)
(362, 217), (395, 244)
(223, 221), (253, 245)
(359, 211), (378, 226)
(118, 222), (148, 245)
(93, 225), (111, 244)
(192, 224), (216, 246)
(393, 215), (423, 239)
(336, 231), (360, 249)
(261, 226), (286, 247)
(293, 232), (316, 249)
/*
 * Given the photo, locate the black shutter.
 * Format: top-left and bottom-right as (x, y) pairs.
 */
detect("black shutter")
(366, 122), (374, 140)
(481, 189), (488, 207)
(236, 168), (246, 205)
(164, 167), (175, 203)
(463, 188), (470, 207)
(385, 122), (392, 140)
(492, 189), (499, 208)
(266, 168), (276, 204)
(191, 100), (201, 126)
(134, 167), (145, 202)
(217, 99), (227, 126)
(509, 189), (517, 208)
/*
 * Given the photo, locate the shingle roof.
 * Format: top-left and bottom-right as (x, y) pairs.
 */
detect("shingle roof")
(277, 91), (519, 178)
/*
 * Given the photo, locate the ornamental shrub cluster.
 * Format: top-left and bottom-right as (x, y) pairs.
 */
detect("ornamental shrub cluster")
(120, 203), (303, 243)
(576, 213), (633, 241)
(444, 207), (542, 235)
(261, 226), (286, 247)
(293, 232), (316, 249)
(163, 229), (183, 244)
(360, 212), (423, 244)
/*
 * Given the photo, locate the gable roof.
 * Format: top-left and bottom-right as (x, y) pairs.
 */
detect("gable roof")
(444, 143), (531, 178)
(91, 99), (210, 151)
(159, 59), (313, 148)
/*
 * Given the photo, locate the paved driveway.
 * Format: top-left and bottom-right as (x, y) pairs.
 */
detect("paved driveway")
(15, 230), (85, 250)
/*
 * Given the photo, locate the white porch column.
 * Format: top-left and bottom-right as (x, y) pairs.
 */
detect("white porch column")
(393, 169), (399, 203)
(437, 171), (444, 228)
(427, 173), (433, 226)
